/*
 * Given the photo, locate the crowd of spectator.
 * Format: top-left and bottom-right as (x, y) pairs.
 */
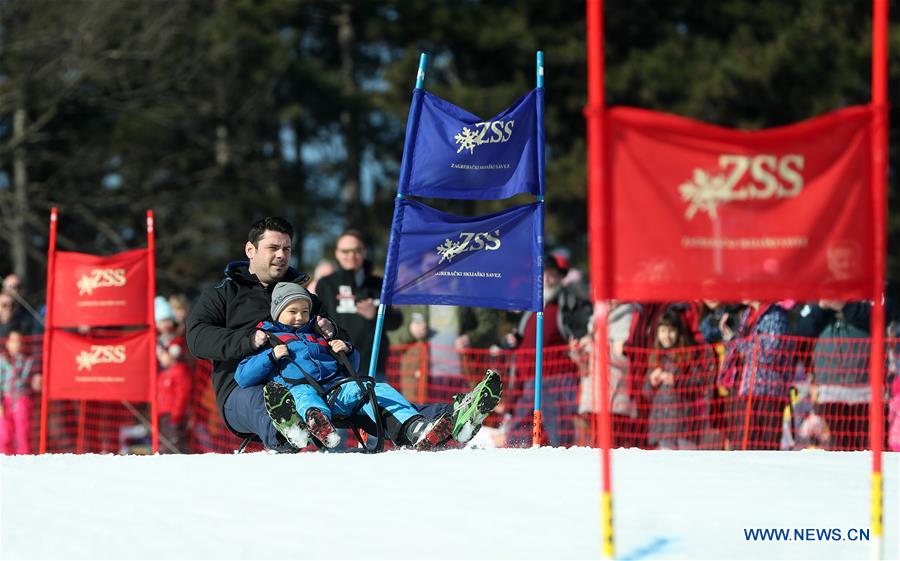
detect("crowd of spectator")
(3, 235), (900, 454)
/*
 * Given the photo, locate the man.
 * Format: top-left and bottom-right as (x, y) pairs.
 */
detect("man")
(187, 217), (501, 451)
(503, 253), (580, 446)
(315, 230), (402, 379)
(0, 293), (33, 338)
(1, 274), (22, 296)
(187, 217), (302, 450)
(0, 275), (38, 336)
(797, 299), (876, 451)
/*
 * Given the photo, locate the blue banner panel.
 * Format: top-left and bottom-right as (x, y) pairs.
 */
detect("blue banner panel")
(381, 200), (542, 311)
(398, 89), (544, 200)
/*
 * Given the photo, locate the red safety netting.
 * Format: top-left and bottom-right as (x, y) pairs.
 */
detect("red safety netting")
(582, 335), (894, 451)
(4, 334), (897, 454)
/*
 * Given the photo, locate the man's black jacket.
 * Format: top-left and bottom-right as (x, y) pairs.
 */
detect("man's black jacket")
(186, 261), (327, 437)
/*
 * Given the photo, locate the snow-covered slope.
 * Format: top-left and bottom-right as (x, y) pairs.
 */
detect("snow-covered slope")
(1, 448), (897, 560)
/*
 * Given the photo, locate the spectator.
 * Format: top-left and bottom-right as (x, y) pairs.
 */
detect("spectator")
(307, 259), (337, 295)
(1, 274), (40, 335)
(797, 300), (876, 450)
(0, 330), (39, 454)
(553, 267), (593, 343)
(0, 293), (35, 338)
(698, 300), (728, 345)
(550, 251), (583, 289)
(155, 297), (192, 453)
(694, 300), (735, 448)
(168, 294), (191, 339)
(718, 301), (795, 450)
(504, 253), (579, 446)
(314, 230), (402, 380)
(391, 304), (501, 395)
(570, 301), (639, 448)
(642, 310), (702, 449)
(621, 302), (700, 447)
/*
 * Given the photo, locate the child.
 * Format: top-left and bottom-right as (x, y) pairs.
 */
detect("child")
(0, 331), (38, 454)
(642, 311), (699, 449)
(236, 282), (480, 450)
(155, 296), (192, 453)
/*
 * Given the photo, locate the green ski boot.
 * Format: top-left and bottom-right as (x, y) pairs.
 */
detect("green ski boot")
(263, 381), (309, 449)
(450, 369), (503, 443)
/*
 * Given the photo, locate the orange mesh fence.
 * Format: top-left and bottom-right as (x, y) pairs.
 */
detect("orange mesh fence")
(5, 334), (897, 453)
(384, 344), (580, 447)
(187, 360), (264, 454)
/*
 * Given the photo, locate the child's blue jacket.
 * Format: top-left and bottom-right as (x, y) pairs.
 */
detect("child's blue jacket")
(235, 320), (360, 391)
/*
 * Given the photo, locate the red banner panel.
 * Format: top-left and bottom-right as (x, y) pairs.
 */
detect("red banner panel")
(608, 105), (873, 301)
(46, 329), (152, 401)
(51, 249), (150, 327)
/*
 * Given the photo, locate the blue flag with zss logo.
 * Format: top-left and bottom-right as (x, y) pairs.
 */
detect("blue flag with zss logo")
(380, 199), (543, 311)
(398, 89), (544, 200)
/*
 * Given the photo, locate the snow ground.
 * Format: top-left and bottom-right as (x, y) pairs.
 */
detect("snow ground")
(1, 448), (897, 560)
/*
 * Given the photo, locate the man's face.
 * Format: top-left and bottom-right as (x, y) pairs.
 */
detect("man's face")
(0, 295), (14, 321)
(335, 235), (366, 272)
(246, 230), (292, 286)
(827, 246), (860, 281)
(2, 274), (21, 296)
(544, 269), (563, 292)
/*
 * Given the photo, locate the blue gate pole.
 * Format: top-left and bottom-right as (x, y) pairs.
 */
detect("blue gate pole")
(367, 53), (428, 379)
(532, 51), (546, 447)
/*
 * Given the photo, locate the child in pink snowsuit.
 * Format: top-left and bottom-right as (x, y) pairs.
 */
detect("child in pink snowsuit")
(0, 331), (37, 454)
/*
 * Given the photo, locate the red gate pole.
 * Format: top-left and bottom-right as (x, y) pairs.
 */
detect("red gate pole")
(147, 211), (159, 454)
(39, 208), (58, 454)
(868, 1), (888, 558)
(586, 0), (614, 558)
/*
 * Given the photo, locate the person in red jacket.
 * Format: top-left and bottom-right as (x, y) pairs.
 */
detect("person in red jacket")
(503, 253), (579, 446)
(155, 296), (192, 453)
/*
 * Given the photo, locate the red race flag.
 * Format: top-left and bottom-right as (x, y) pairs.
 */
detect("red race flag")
(608, 105), (873, 301)
(50, 248), (151, 327)
(46, 329), (153, 402)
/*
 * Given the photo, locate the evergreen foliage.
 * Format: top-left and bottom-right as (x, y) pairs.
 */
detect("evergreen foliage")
(0, 0), (896, 298)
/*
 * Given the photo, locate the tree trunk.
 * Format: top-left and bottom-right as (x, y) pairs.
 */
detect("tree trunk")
(335, 3), (363, 233)
(11, 106), (29, 280)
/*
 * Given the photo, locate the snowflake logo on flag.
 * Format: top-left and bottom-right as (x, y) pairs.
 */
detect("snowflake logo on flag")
(76, 350), (97, 371)
(77, 274), (100, 296)
(436, 239), (464, 263)
(452, 120), (515, 155)
(454, 127), (481, 155)
(679, 168), (730, 220)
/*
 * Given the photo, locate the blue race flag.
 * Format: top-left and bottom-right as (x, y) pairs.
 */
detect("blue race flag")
(397, 89), (545, 200)
(381, 199), (543, 311)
